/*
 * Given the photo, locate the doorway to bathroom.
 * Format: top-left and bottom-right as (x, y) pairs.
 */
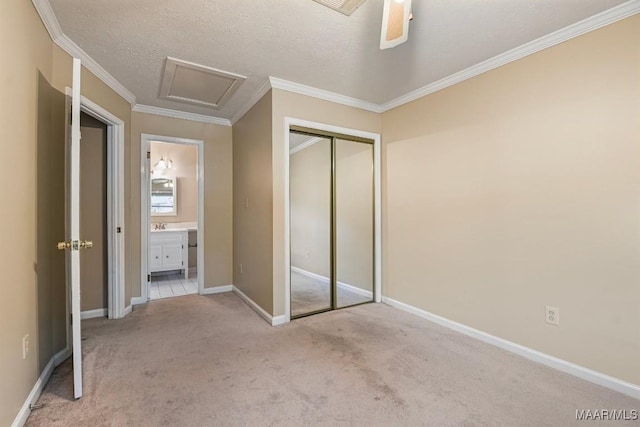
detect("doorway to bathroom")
(140, 134), (205, 302)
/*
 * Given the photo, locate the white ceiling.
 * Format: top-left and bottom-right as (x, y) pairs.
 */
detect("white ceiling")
(48, 0), (628, 120)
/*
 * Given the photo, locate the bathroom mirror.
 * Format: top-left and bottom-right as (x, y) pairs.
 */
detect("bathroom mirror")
(151, 177), (177, 216)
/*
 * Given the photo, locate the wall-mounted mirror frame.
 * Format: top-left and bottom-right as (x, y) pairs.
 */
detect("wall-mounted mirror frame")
(150, 176), (177, 216)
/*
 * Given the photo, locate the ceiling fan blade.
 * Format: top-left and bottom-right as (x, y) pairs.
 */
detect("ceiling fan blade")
(380, 0), (412, 50)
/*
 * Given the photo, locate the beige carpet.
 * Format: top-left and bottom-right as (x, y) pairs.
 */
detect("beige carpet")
(27, 293), (637, 426)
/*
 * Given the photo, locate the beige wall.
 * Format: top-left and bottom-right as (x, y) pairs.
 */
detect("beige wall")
(290, 139), (331, 277)
(131, 112), (233, 292)
(272, 89), (381, 315)
(0, 1), (59, 425)
(233, 91), (274, 313)
(150, 141), (198, 224)
(382, 15), (640, 385)
(80, 113), (108, 311)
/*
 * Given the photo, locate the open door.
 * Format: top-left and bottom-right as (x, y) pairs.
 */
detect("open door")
(57, 58), (91, 399)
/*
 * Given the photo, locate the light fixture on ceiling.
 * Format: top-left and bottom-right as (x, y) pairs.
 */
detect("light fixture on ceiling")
(312, 0), (412, 49)
(380, 0), (412, 50)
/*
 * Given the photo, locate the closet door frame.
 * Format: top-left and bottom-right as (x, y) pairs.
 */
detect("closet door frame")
(284, 119), (381, 323)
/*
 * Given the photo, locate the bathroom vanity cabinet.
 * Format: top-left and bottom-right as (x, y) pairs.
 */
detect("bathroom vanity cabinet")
(149, 230), (189, 278)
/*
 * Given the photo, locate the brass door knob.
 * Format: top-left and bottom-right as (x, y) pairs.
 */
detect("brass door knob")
(57, 241), (71, 250)
(80, 240), (94, 249)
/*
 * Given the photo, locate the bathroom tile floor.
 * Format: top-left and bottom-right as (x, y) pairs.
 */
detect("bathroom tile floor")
(149, 271), (198, 300)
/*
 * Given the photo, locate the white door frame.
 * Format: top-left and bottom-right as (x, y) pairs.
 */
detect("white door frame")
(69, 58), (82, 399)
(138, 134), (205, 302)
(78, 96), (126, 320)
(283, 118), (382, 323)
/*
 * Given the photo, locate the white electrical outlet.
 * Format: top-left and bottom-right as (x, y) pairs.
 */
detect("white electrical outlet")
(22, 335), (30, 359)
(245, 198), (249, 208)
(545, 306), (560, 326)
(239, 263), (243, 274)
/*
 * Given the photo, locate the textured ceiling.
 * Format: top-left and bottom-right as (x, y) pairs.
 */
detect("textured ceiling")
(49, 0), (627, 120)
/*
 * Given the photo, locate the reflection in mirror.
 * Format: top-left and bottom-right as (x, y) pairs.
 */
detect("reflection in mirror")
(289, 133), (332, 317)
(151, 177), (177, 216)
(336, 139), (374, 308)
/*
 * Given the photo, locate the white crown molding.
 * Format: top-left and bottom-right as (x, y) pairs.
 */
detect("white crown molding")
(132, 104), (232, 127)
(34, 0), (639, 126)
(269, 76), (383, 113)
(380, 0), (640, 112)
(55, 35), (136, 105)
(32, 0), (137, 106)
(230, 78), (272, 125)
(289, 136), (325, 155)
(31, 0), (63, 40)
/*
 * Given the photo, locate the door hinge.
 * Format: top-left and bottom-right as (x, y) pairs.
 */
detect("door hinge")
(116, 227), (122, 234)
(147, 151), (151, 159)
(147, 274), (151, 282)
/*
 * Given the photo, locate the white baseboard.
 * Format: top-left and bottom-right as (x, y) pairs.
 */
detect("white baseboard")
(272, 315), (287, 326)
(291, 266), (374, 299)
(200, 285), (233, 295)
(123, 305), (132, 316)
(338, 282), (373, 299)
(131, 296), (146, 306)
(381, 296), (640, 400)
(291, 266), (327, 282)
(53, 346), (71, 366)
(232, 285), (283, 326)
(11, 346), (70, 427)
(80, 308), (107, 320)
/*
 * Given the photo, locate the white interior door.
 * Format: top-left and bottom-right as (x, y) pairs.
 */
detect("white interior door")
(70, 57), (83, 399)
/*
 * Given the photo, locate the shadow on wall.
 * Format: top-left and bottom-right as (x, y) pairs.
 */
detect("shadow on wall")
(36, 72), (67, 375)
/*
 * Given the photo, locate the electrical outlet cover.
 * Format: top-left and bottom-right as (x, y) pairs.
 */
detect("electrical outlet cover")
(545, 306), (560, 326)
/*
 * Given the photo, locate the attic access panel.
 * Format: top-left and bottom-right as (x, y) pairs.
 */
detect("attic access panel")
(312, 0), (367, 16)
(159, 57), (246, 109)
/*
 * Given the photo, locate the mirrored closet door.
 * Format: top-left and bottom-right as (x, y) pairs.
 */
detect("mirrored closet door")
(289, 129), (374, 318)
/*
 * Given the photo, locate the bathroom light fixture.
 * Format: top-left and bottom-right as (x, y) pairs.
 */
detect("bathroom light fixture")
(154, 157), (168, 171)
(152, 156), (175, 176)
